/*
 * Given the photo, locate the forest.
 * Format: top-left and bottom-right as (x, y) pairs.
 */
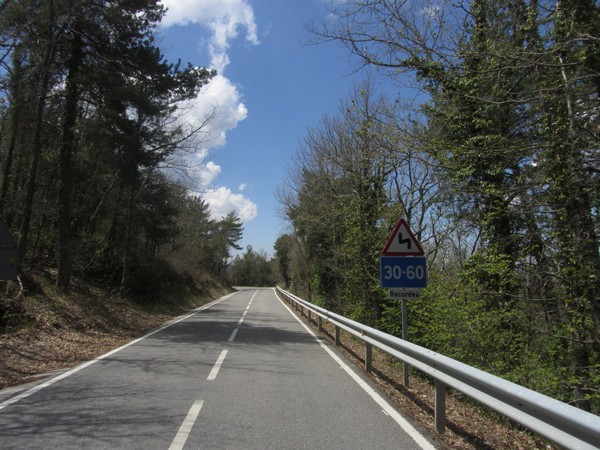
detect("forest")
(274, 0), (600, 414)
(1, 0), (598, 417)
(0, 0), (245, 302)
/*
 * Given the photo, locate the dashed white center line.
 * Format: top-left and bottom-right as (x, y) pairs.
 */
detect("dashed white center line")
(228, 327), (239, 342)
(211, 292), (259, 378)
(169, 400), (204, 450)
(171, 293), (259, 448)
(207, 349), (228, 381)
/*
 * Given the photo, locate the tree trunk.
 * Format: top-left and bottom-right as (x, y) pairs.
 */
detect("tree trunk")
(0, 51), (23, 216)
(119, 188), (135, 296)
(17, 1), (57, 256)
(56, 23), (83, 292)
(543, 0), (600, 411)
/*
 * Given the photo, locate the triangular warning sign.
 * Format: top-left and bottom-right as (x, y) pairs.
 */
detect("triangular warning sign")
(381, 218), (424, 256)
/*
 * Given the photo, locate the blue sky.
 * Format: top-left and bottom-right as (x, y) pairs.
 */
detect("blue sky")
(157, 0), (383, 256)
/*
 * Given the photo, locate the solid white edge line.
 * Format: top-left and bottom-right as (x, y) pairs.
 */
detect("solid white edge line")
(207, 349), (228, 381)
(169, 399), (204, 450)
(0, 292), (237, 411)
(275, 290), (435, 450)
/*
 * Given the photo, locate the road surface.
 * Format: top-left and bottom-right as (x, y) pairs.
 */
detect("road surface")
(0, 288), (435, 449)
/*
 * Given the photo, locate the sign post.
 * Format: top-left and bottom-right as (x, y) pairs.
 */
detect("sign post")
(380, 218), (426, 387)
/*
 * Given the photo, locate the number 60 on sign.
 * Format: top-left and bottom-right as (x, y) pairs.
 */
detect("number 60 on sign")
(380, 256), (427, 288)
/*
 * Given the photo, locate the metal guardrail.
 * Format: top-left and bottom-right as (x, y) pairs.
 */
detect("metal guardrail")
(275, 286), (600, 450)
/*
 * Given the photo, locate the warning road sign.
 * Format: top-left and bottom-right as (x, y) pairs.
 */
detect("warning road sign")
(381, 218), (424, 256)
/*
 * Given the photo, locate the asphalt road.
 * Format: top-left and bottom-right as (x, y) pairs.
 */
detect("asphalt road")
(0, 288), (435, 449)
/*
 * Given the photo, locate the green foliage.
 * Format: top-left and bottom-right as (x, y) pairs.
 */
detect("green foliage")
(280, 80), (400, 321)
(273, 234), (293, 287)
(229, 246), (276, 287)
(0, 0), (244, 300)
(290, 0), (600, 413)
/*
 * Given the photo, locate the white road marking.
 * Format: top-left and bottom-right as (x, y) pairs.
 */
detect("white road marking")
(207, 349), (228, 380)
(169, 400), (204, 450)
(231, 291), (257, 338)
(228, 327), (239, 342)
(0, 293), (236, 411)
(277, 293), (435, 450)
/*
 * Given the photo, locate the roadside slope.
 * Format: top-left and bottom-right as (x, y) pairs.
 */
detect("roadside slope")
(0, 270), (229, 389)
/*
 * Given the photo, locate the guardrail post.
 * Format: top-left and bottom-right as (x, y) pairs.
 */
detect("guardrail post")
(435, 380), (446, 433)
(318, 316), (323, 332)
(335, 326), (340, 346)
(365, 342), (372, 372)
(308, 310), (311, 323)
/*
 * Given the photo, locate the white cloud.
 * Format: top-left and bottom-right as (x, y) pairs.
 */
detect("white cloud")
(203, 187), (258, 221)
(198, 161), (221, 186)
(159, 0), (258, 223)
(174, 74), (247, 149)
(160, 0), (258, 72)
(168, 75), (247, 189)
(238, 183), (247, 191)
(171, 75), (248, 159)
(201, 75), (248, 148)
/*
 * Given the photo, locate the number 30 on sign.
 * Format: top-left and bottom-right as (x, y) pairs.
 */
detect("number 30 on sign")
(380, 256), (427, 288)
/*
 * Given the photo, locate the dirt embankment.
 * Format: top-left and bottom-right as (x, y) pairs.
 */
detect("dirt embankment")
(0, 271), (226, 389)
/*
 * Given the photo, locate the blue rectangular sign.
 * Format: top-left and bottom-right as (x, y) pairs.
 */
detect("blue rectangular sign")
(380, 256), (427, 288)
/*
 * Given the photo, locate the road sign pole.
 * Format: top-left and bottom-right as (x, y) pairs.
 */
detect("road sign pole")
(380, 218), (426, 388)
(402, 298), (409, 387)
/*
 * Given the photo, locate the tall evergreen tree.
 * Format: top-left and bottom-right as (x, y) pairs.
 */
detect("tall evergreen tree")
(0, 0), (215, 292)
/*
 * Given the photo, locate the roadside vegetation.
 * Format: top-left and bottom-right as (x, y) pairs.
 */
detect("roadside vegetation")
(0, 1), (245, 382)
(0, 267), (229, 389)
(274, 0), (600, 415)
(0, 5), (244, 296)
(1, 0), (598, 426)
(230, 246), (277, 287)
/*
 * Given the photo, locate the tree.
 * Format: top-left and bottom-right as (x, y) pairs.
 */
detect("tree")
(202, 212), (243, 281)
(0, 0), (217, 296)
(309, 0), (600, 411)
(535, 0), (600, 410)
(273, 234), (293, 287)
(230, 246), (275, 287)
(281, 80), (403, 322)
